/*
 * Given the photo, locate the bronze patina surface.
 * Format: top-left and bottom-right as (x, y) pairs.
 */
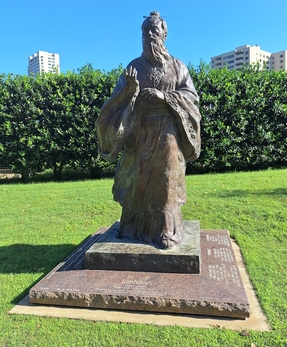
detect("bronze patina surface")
(95, 11), (201, 249)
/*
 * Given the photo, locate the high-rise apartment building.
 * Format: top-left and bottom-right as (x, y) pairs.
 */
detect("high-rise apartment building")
(211, 45), (287, 71)
(269, 50), (287, 71)
(28, 51), (60, 75)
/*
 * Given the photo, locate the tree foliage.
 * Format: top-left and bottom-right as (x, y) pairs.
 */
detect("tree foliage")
(0, 63), (286, 181)
(0, 65), (122, 180)
(188, 62), (287, 173)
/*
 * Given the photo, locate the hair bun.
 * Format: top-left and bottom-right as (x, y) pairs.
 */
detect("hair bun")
(150, 11), (160, 17)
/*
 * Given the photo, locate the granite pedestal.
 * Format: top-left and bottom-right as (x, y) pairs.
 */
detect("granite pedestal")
(85, 220), (200, 273)
(29, 221), (250, 319)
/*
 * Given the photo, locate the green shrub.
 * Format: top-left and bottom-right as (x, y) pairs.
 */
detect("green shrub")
(188, 61), (287, 173)
(1, 62), (286, 181)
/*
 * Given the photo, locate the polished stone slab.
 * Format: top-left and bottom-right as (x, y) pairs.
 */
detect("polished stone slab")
(85, 220), (200, 274)
(12, 238), (268, 330)
(29, 224), (250, 318)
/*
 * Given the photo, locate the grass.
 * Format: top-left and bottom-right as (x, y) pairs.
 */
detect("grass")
(0, 169), (287, 346)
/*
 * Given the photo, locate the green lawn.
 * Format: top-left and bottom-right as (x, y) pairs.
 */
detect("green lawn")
(1, 169), (287, 346)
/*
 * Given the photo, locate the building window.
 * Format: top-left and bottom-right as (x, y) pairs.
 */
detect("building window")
(223, 55), (234, 61)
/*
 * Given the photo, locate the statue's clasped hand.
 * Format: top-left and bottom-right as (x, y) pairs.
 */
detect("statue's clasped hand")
(138, 88), (165, 102)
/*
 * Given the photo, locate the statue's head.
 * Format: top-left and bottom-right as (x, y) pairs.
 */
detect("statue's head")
(141, 11), (168, 44)
(141, 11), (170, 65)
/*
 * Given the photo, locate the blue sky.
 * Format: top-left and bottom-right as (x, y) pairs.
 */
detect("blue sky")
(1, 0), (287, 75)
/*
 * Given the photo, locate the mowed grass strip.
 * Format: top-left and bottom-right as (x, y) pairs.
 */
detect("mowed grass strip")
(0, 169), (286, 347)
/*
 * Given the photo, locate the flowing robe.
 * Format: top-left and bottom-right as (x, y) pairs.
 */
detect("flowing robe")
(95, 54), (201, 248)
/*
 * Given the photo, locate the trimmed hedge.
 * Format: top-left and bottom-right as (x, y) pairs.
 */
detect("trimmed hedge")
(0, 65), (122, 180)
(188, 62), (287, 173)
(0, 63), (286, 181)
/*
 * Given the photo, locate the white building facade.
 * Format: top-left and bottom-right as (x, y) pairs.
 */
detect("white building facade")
(211, 45), (287, 71)
(269, 50), (287, 71)
(28, 51), (60, 75)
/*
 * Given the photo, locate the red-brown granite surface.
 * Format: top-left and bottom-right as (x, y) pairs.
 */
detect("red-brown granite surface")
(29, 224), (250, 318)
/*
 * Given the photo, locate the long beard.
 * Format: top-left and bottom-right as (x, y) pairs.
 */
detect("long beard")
(143, 40), (171, 66)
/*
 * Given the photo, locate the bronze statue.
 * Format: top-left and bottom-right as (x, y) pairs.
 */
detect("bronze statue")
(96, 11), (201, 249)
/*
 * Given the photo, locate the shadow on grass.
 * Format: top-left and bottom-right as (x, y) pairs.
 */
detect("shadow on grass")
(0, 243), (77, 305)
(210, 188), (287, 198)
(0, 243), (76, 274)
(0, 168), (115, 184)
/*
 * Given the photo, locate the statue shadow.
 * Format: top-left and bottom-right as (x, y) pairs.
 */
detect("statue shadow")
(0, 243), (77, 304)
(0, 243), (76, 274)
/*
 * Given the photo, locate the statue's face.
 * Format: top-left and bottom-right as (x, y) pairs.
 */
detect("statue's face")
(142, 19), (165, 46)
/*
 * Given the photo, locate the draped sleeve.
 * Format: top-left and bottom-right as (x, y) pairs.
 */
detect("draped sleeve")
(95, 72), (139, 162)
(164, 58), (201, 162)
